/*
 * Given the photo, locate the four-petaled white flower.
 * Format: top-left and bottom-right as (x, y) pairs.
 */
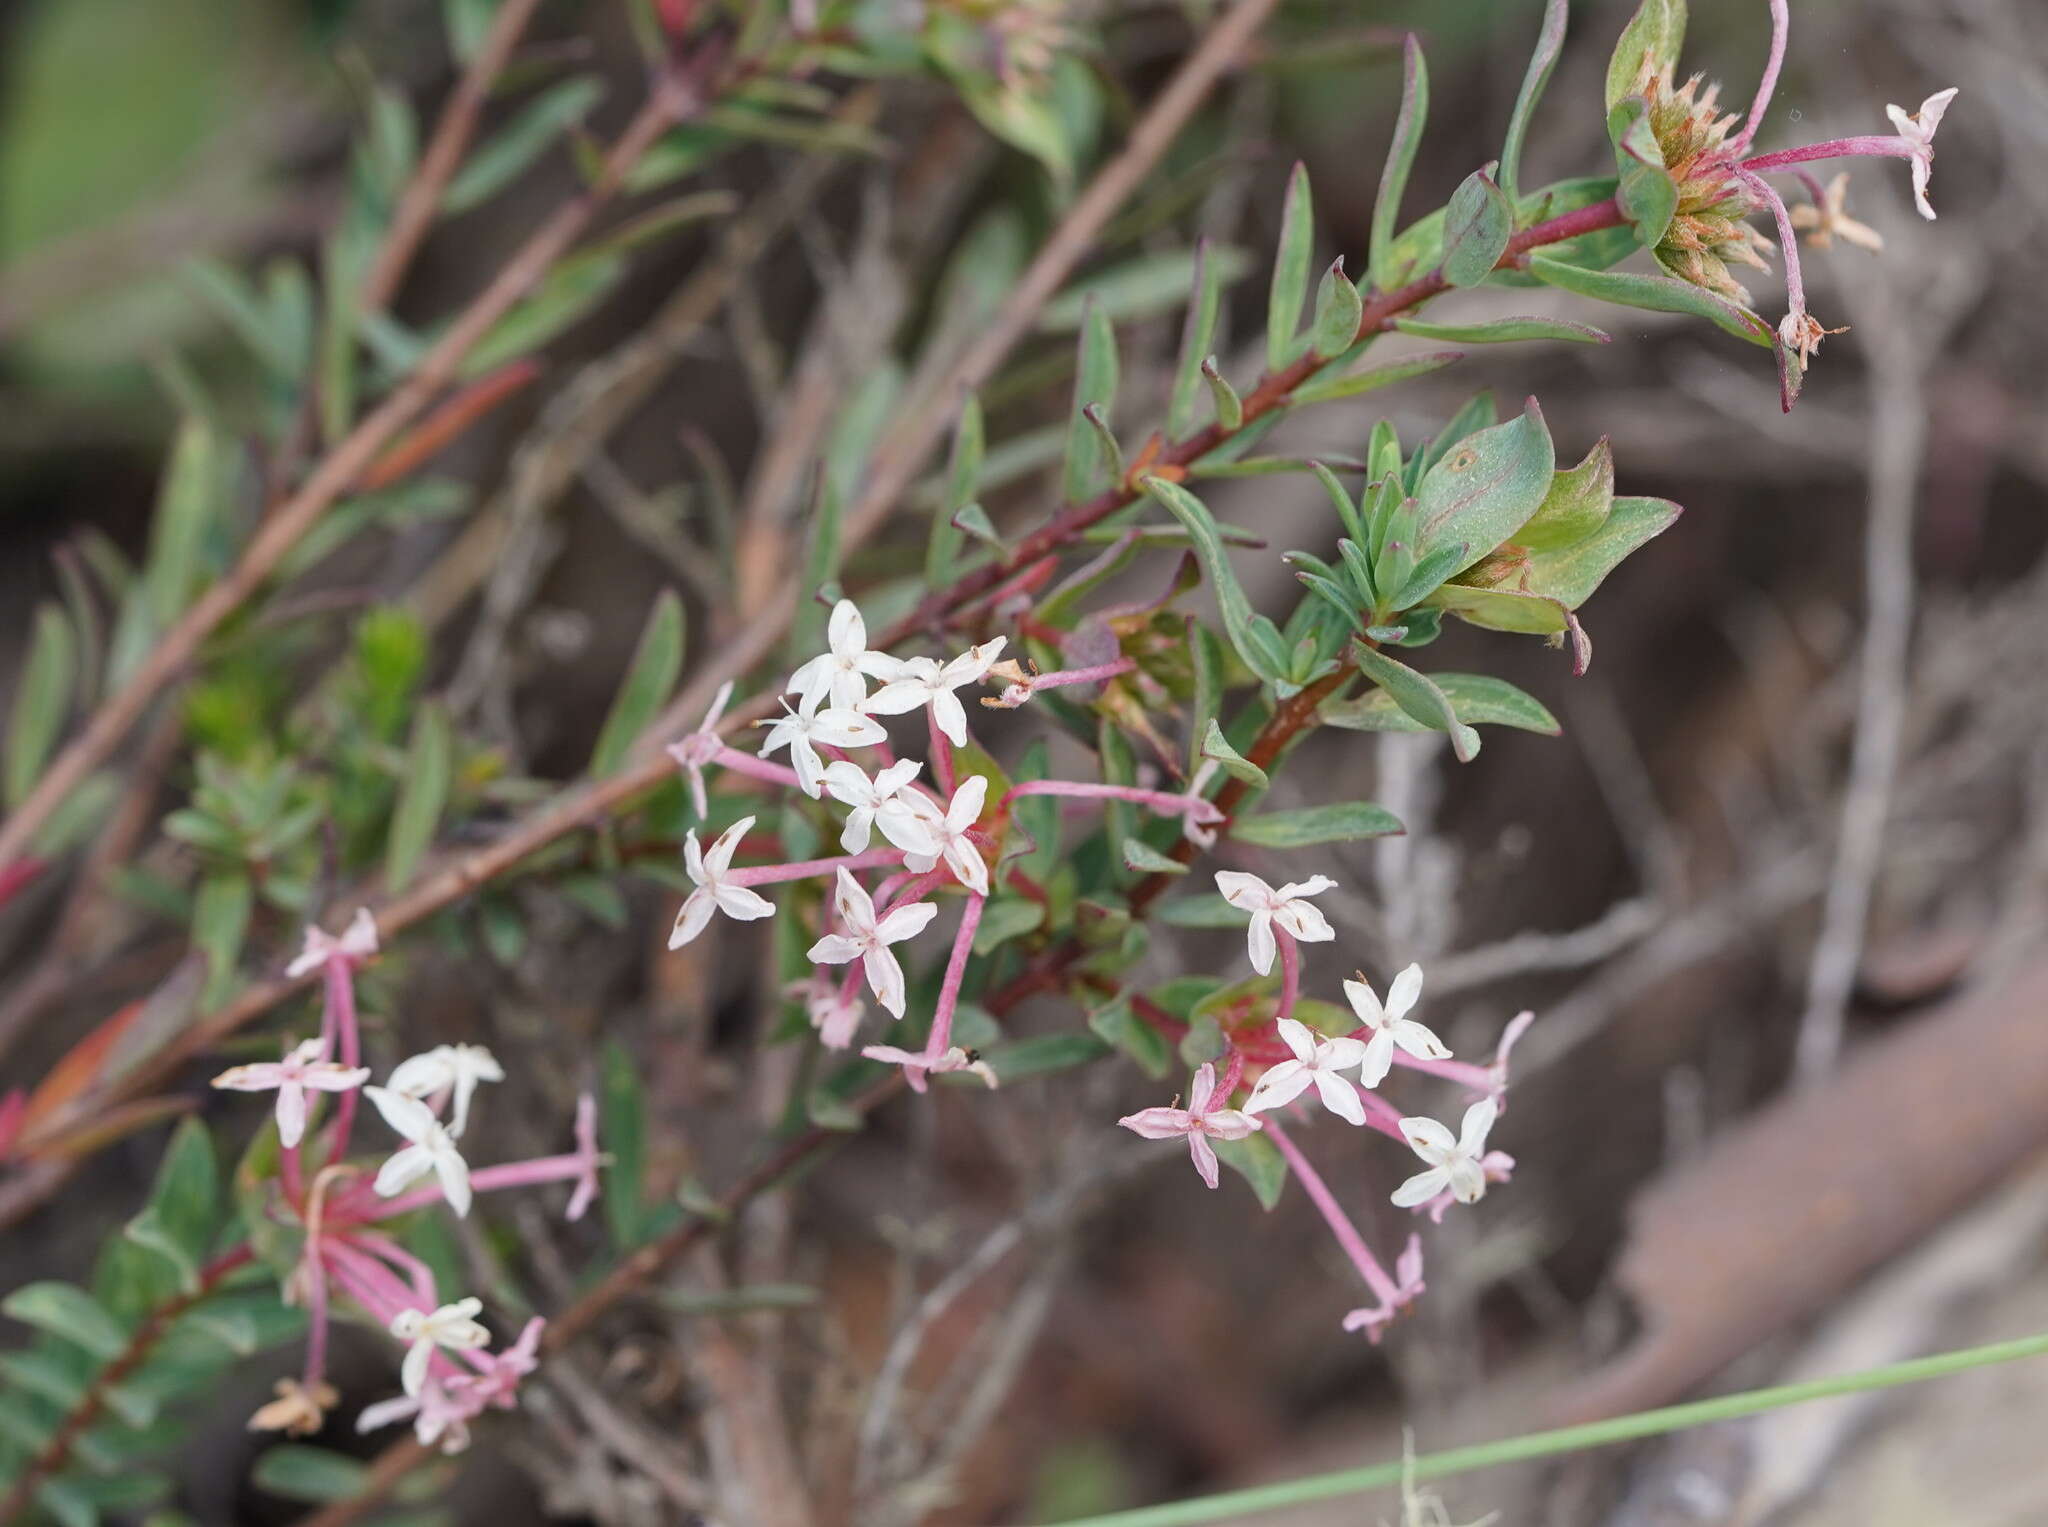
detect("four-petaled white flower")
(805, 869), (938, 1019)
(386, 1043), (503, 1138)
(1391, 1098), (1498, 1208)
(286, 907), (379, 978)
(788, 599), (896, 712)
(389, 1297), (490, 1398)
(902, 775), (990, 895)
(1243, 1018), (1369, 1126)
(1214, 870), (1337, 975)
(669, 816), (774, 949)
(1344, 964), (1449, 1089)
(822, 759), (940, 856)
(365, 1086), (474, 1217)
(664, 679), (735, 820)
(211, 1038), (369, 1149)
(1885, 87), (1958, 220)
(758, 694), (887, 798)
(1117, 1062), (1262, 1190)
(862, 638), (1007, 747)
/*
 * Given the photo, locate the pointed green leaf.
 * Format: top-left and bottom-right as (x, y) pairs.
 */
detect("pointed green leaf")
(1413, 399), (1556, 577)
(1168, 240), (1226, 438)
(1500, 0), (1568, 204)
(601, 1038), (647, 1251)
(1425, 582), (1572, 635)
(1064, 297), (1121, 502)
(1352, 643), (1481, 762)
(1088, 992), (1171, 1078)
(1324, 671), (1560, 737)
(1442, 165), (1515, 287)
(590, 591), (685, 778)
(1386, 541), (1470, 612)
(926, 395), (982, 585)
(445, 77), (605, 213)
(192, 870), (252, 1005)
(1610, 96), (1677, 247)
(1370, 37), (1430, 290)
(1231, 801), (1404, 847)
(1519, 438), (1616, 550)
(1606, 0), (1687, 111)
(385, 701), (454, 891)
(1200, 719), (1268, 789)
(951, 502), (1004, 553)
(1121, 838), (1188, 876)
(4, 1284), (128, 1360)
(1392, 315), (1608, 345)
(1289, 350), (1464, 407)
(123, 1119), (219, 1293)
(1200, 358), (1242, 430)
(1524, 495), (1682, 608)
(1308, 257), (1363, 359)
(1212, 1131), (1288, 1209)
(1143, 478), (1284, 685)
(1524, 253), (1771, 346)
(144, 418), (224, 627)
(1041, 246), (1251, 332)
(461, 250), (627, 376)
(252, 1445), (370, 1503)
(1268, 163), (1315, 369)
(5, 604), (76, 810)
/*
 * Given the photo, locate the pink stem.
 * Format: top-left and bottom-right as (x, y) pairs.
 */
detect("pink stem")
(1731, 164), (1806, 316)
(343, 1229), (441, 1306)
(878, 868), (947, 913)
(324, 958), (361, 1157)
(359, 1152), (593, 1220)
(1347, 1080), (1411, 1141)
(928, 709), (957, 795)
(1029, 657), (1136, 693)
(710, 746), (804, 790)
(1263, 1119), (1401, 1305)
(1385, 1049), (1496, 1094)
(281, 1140), (304, 1206)
(1275, 929), (1301, 1026)
(921, 894), (986, 1062)
(301, 1237), (330, 1391)
(1728, 0), (1788, 157)
(1001, 779), (1217, 822)
(1740, 137), (1916, 173)
(727, 847), (904, 887)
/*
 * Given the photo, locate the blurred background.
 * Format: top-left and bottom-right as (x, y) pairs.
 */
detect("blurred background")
(3, 0), (2046, 1522)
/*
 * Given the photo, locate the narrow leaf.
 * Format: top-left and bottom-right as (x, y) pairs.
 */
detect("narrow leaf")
(1500, 0), (1568, 204)
(1525, 254), (1771, 346)
(1122, 838), (1188, 876)
(382, 701), (453, 893)
(1352, 644), (1481, 762)
(1142, 478), (1282, 684)
(1392, 315), (1608, 345)
(1370, 37), (1430, 290)
(1307, 257), (1364, 359)
(1289, 350), (1464, 407)
(1062, 296), (1121, 503)
(1200, 719), (1268, 790)
(590, 590), (685, 777)
(5, 604), (76, 809)
(3, 1283), (128, 1360)
(445, 77), (605, 213)
(601, 1038), (647, 1251)
(1232, 801), (1403, 847)
(1200, 358), (1242, 430)
(1168, 240), (1225, 439)
(1267, 163), (1315, 369)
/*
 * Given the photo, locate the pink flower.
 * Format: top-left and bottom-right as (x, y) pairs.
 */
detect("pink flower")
(669, 816), (774, 948)
(212, 1038), (369, 1149)
(1885, 88), (1958, 220)
(286, 907), (379, 978)
(1214, 870), (1336, 975)
(565, 1095), (601, 1222)
(790, 974), (866, 1050)
(664, 679), (735, 821)
(1243, 1018), (1369, 1126)
(805, 869), (938, 1019)
(1341, 1235), (1427, 1343)
(356, 1379), (475, 1454)
(1118, 1062), (1263, 1190)
(1489, 1010), (1534, 1102)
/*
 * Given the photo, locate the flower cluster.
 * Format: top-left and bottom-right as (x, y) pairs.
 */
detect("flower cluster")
(1119, 872), (1529, 1340)
(210, 912), (601, 1448)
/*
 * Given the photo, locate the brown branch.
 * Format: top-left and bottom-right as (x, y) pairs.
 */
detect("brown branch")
(291, 1075), (907, 1527)
(0, 1247), (255, 1526)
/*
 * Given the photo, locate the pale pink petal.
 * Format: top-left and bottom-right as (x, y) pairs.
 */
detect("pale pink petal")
(1202, 1108), (1262, 1141)
(1186, 1062), (1217, 1114)
(211, 1062), (288, 1092)
(274, 1083), (308, 1148)
(1117, 1107), (1195, 1140)
(864, 946), (907, 1017)
(1188, 1131), (1221, 1189)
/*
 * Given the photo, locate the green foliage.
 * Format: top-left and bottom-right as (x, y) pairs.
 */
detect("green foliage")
(1606, 0), (1688, 111)
(1441, 166), (1514, 288)
(1369, 37), (1430, 291)
(1267, 164), (1316, 369)
(590, 592), (686, 778)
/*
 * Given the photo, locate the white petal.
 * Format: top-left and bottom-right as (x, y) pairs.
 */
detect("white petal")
(1243, 1062), (1311, 1116)
(1275, 875), (1337, 900)
(864, 946), (907, 1017)
(1359, 1029), (1395, 1089)
(1384, 963), (1424, 1021)
(375, 1144), (435, 1198)
(357, 1394), (420, 1433)
(1274, 1018), (1317, 1064)
(1274, 900), (1335, 944)
(790, 736), (825, 797)
(1390, 1018), (1450, 1062)
(874, 758), (923, 795)
(1458, 1097), (1499, 1156)
(874, 900), (939, 945)
(1245, 911), (1277, 976)
(1214, 870), (1273, 911)
(683, 829), (705, 883)
(364, 1086), (438, 1146)
(826, 598), (865, 657)
(786, 653), (833, 710)
(275, 1084), (308, 1149)
(1391, 1166), (1451, 1208)
(811, 708), (887, 748)
(1398, 1115), (1458, 1162)
(705, 815), (754, 876)
(945, 839), (989, 895)
(807, 933), (863, 966)
(435, 1148), (473, 1218)
(668, 888), (716, 948)
(1343, 977), (1384, 1028)
(931, 689), (968, 747)
(874, 801), (940, 857)
(1319, 1035), (1368, 1071)
(387, 1050), (455, 1099)
(860, 680), (931, 716)
(713, 884), (775, 921)
(821, 760), (875, 807)
(839, 806), (874, 854)
(1314, 1070), (1366, 1126)
(401, 1338), (433, 1398)
(1447, 1158), (1487, 1204)
(947, 774), (988, 832)
(831, 868), (877, 937)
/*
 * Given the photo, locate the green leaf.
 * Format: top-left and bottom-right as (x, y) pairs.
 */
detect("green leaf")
(1322, 672), (1560, 736)
(461, 250), (627, 376)
(791, 478), (844, 659)
(1142, 477), (1283, 686)
(1606, 0), (1687, 112)
(1308, 255), (1362, 362)
(1609, 96), (1677, 247)
(1041, 246), (1251, 332)
(3, 1284), (127, 1360)
(252, 1444), (369, 1504)
(1201, 358), (1242, 431)
(1413, 399), (1556, 577)
(1212, 1132), (1288, 1209)
(1122, 838), (1187, 876)
(1519, 438), (1616, 550)
(1441, 165), (1514, 287)
(1231, 801), (1403, 847)
(982, 1032), (1112, 1084)
(1524, 495), (1682, 608)
(192, 871), (253, 1005)
(385, 701), (453, 892)
(1088, 992), (1171, 1078)
(1267, 162), (1314, 369)
(1524, 254), (1772, 346)
(1288, 349), (1464, 407)
(1064, 296), (1121, 502)
(1392, 315), (1608, 346)
(973, 897), (1045, 955)
(122, 1119), (218, 1293)
(1500, 0), (1568, 205)
(33, 1479), (95, 1527)
(5, 603), (75, 810)
(1199, 718), (1268, 790)
(1352, 644), (1481, 762)
(590, 590), (685, 777)
(144, 418), (224, 628)
(445, 77), (605, 213)
(1424, 583), (1572, 640)
(0, 1350), (87, 1410)
(1370, 37), (1430, 290)
(1156, 894), (1246, 929)
(927, 395), (982, 585)
(1386, 542), (1470, 612)
(1168, 240), (1227, 439)
(601, 1038), (646, 1252)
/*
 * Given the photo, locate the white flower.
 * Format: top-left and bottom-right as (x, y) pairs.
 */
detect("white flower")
(364, 1086), (473, 1217)
(211, 1038), (369, 1149)
(901, 775), (990, 895)
(286, 907), (379, 978)
(862, 1043), (1000, 1091)
(1885, 87), (1958, 220)
(758, 694), (887, 798)
(1344, 964), (1450, 1089)
(389, 1297), (490, 1398)
(386, 1044), (504, 1138)
(669, 816), (774, 948)
(821, 759), (940, 857)
(1213, 870), (1337, 975)
(1117, 1062), (1263, 1190)
(1243, 1018), (1369, 1126)
(357, 1381), (473, 1454)
(861, 638), (1007, 747)
(1391, 1098), (1498, 1208)
(805, 868), (938, 1019)
(787, 599), (897, 712)
(664, 679), (735, 821)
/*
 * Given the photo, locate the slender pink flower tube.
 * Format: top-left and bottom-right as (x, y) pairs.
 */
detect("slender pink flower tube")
(725, 846), (905, 888)
(709, 746), (805, 791)
(920, 894), (985, 1065)
(1001, 778), (1224, 828)
(1275, 929), (1301, 1028)
(1263, 1120), (1405, 1310)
